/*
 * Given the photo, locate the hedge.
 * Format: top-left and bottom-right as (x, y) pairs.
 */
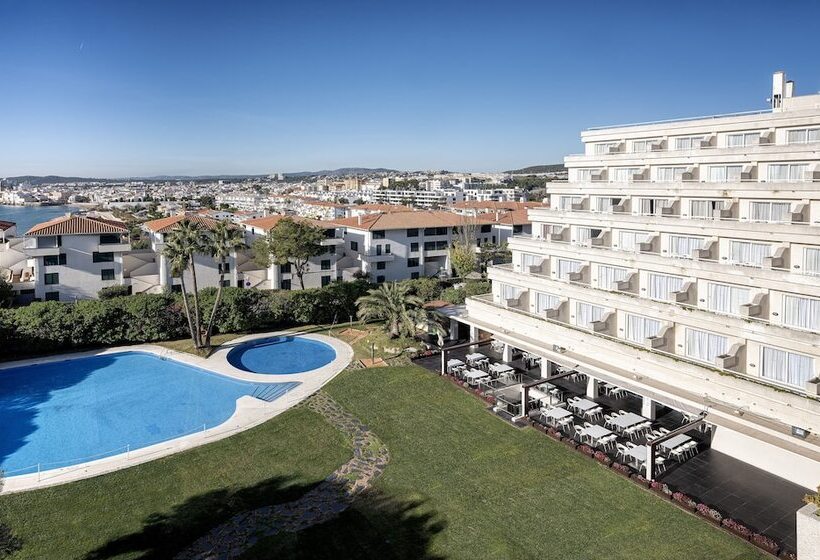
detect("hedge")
(0, 280), (372, 361)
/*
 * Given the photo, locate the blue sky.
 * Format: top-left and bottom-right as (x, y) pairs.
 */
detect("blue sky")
(2, 0), (820, 177)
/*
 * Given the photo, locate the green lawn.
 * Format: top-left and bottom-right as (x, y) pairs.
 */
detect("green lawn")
(0, 365), (763, 560)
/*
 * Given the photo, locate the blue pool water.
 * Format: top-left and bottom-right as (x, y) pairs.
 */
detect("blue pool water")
(227, 336), (336, 374)
(0, 352), (299, 475)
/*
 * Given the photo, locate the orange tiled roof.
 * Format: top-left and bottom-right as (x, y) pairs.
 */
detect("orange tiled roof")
(350, 203), (414, 213)
(26, 215), (127, 236)
(490, 209), (532, 226)
(0, 220), (15, 231)
(242, 214), (331, 232)
(329, 210), (495, 231)
(143, 213), (229, 233)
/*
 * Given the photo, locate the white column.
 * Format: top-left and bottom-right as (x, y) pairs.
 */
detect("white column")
(449, 318), (459, 341)
(502, 343), (513, 363)
(270, 264), (280, 290)
(469, 325), (479, 349)
(540, 359), (551, 379)
(159, 254), (169, 288)
(586, 376), (598, 399)
(642, 397), (657, 420)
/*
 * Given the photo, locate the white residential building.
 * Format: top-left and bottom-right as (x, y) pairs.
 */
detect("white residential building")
(457, 72), (820, 488)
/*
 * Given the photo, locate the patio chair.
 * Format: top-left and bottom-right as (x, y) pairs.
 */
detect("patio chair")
(603, 413), (616, 428)
(558, 417), (574, 433)
(586, 407), (604, 423)
(683, 441), (698, 459)
(623, 426), (638, 441)
(657, 427), (670, 435)
(669, 445), (687, 463)
(599, 435), (617, 452)
(615, 443), (629, 462)
(573, 425), (587, 442)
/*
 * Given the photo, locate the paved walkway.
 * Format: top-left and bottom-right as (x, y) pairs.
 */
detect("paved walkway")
(176, 392), (390, 560)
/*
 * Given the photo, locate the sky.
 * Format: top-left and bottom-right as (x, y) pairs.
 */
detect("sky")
(2, 0), (820, 177)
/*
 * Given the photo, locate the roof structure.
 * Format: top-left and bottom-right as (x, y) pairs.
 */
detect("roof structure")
(0, 220), (16, 231)
(329, 210), (493, 231)
(241, 214), (331, 232)
(143, 213), (229, 233)
(26, 215), (127, 236)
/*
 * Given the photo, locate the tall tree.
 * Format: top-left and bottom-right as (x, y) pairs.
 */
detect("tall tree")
(261, 218), (326, 290)
(450, 218), (478, 278)
(163, 220), (208, 348)
(356, 282), (424, 338)
(203, 220), (246, 347)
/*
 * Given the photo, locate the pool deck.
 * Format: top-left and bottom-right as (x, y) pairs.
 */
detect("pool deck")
(0, 331), (353, 493)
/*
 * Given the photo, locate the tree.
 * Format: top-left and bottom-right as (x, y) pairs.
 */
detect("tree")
(259, 218), (326, 290)
(477, 242), (510, 272)
(203, 220), (246, 347)
(356, 282), (424, 338)
(162, 220), (208, 348)
(0, 274), (13, 308)
(199, 195), (216, 209)
(449, 218), (478, 278)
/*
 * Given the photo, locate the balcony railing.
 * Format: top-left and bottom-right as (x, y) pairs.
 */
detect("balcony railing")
(532, 206), (812, 227)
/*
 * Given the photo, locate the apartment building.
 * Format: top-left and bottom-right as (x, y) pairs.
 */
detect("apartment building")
(241, 215), (343, 290)
(23, 215), (130, 301)
(370, 188), (464, 207)
(459, 72), (820, 488)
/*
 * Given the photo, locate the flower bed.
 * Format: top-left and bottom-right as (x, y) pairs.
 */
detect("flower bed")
(578, 444), (595, 457)
(750, 533), (780, 556)
(650, 481), (672, 499)
(695, 503), (723, 524)
(721, 518), (753, 540)
(611, 462), (633, 477)
(672, 491), (697, 511)
(630, 473), (651, 488)
(594, 450), (612, 467)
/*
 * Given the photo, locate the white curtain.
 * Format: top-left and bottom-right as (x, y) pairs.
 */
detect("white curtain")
(760, 346), (814, 387)
(499, 284), (523, 302)
(557, 259), (582, 279)
(534, 292), (560, 314)
(595, 197), (617, 212)
(768, 163), (809, 182)
(656, 167), (686, 182)
(685, 328), (728, 363)
(787, 128), (820, 144)
(708, 165), (742, 183)
(728, 240), (771, 267)
(726, 132), (758, 147)
(520, 253), (542, 271)
(594, 143), (616, 155)
(631, 140), (652, 153)
(597, 265), (628, 289)
(618, 230), (649, 252)
(674, 136), (702, 150)
(575, 169), (598, 181)
(613, 168), (639, 182)
(782, 294), (820, 331)
(576, 302), (605, 329)
(638, 198), (668, 215)
(559, 196), (581, 210)
(624, 314), (661, 343)
(647, 272), (685, 300)
(749, 201), (791, 223)
(804, 247), (820, 276)
(668, 235), (704, 258)
(575, 227), (593, 245)
(689, 200), (718, 219)
(708, 283), (750, 315)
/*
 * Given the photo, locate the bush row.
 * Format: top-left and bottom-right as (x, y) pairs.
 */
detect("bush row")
(0, 280), (372, 360)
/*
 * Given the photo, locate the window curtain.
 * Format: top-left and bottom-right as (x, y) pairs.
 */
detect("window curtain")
(575, 227), (593, 245)
(624, 314), (661, 343)
(788, 129), (820, 144)
(559, 196), (580, 210)
(499, 284), (522, 301)
(595, 197), (617, 212)
(557, 259), (582, 279)
(685, 328), (728, 363)
(728, 241), (771, 266)
(534, 292), (559, 314)
(749, 201), (791, 223)
(708, 165), (742, 183)
(639, 198), (668, 215)
(690, 200), (719, 218)
(597, 265), (628, 289)
(768, 164), (809, 182)
(707, 283), (750, 314)
(804, 247), (820, 276)
(656, 167), (686, 182)
(613, 168), (639, 182)
(782, 294), (820, 331)
(668, 235), (704, 258)
(618, 230), (649, 252)
(760, 346), (814, 387)
(520, 253), (542, 270)
(647, 273), (685, 300)
(576, 302), (604, 329)
(674, 137), (702, 150)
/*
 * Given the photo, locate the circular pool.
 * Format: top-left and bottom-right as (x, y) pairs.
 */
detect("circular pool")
(227, 336), (337, 374)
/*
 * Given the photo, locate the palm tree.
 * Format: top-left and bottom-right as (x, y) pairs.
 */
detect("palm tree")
(203, 220), (245, 348)
(163, 220), (207, 348)
(356, 282), (424, 338)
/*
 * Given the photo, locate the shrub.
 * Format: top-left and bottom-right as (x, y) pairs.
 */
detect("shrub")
(695, 503), (723, 523)
(630, 473), (650, 487)
(593, 450), (612, 466)
(611, 462), (633, 476)
(672, 491), (697, 510)
(721, 518), (753, 540)
(578, 444), (595, 457)
(750, 533), (780, 555)
(464, 280), (491, 297)
(440, 287), (466, 305)
(650, 481), (672, 497)
(0, 522), (22, 558)
(401, 277), (444, 302)
(98, 284), (131, 299)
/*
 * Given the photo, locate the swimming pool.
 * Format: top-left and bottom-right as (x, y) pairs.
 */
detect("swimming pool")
(0, 352), (298, 476)
(227, 335), (337, 374)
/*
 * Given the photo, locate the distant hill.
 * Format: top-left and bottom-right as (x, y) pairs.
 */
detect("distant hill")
(5, 175), (104, 185)
(504, 164), (565, 175)
(285, 167), (398, 178)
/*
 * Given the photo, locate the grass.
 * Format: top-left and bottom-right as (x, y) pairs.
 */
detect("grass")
(0, 360), (764, 559)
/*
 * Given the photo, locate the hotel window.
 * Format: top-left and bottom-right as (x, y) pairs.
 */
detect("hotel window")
(407, 257), (419, 267)
(668, 235), (704, 259)
(707, 165), (743, 183)
(406, 228), (418, 237)
(576, 302), (605, 329)
(760, 346), (814, 388)
(92, 251), (115, 263)
(280, 262), (291, 273)
(804, 247), (820, 276)
(673, 136), (703, 150)
(534, 292), (560, 314)
(372, 230), (386, 239)
(787, 128), (820, 144)
(728, 240), (771, 267)
(100, 269), (115, 281)
(749, 201), (791, 223)
(496, 283), (523, 304)
(593, 142), (618, 155)
(44, 272), (59, 285)
(631, 139), (656, 153)
(410, 242), (419, 252)
(321, 275), (331, 287)
(647, 272), (685, 301)
(556, 258), (582, 280)
(726, 132), (759, 147)
(655, 167), (687, 182)
(321, 259), (331, 270)
(519, 253), (542, 271)
(707, 282), (750, 315)
(350, 241), (358, 251)
(612, 167), (640, 182)
(637, 198), (668, 216)
(594, 197), (619, 213)
(558, 196), (581, 210)
(767, 163), (809, 182)
(618, 230), (649, 252)
(689, 199), (722, 219)
(43, 254), (67, 266)
(685, 328), (728, 364)
(574, 168), (601, 182)
(782, 294), (820, 331)
(597, 265), (628, 290)
(574, 227), (601, 246)
(376, 261), (386, 270)
(624, 313), (661, 343)
(44, 291), (60, 301)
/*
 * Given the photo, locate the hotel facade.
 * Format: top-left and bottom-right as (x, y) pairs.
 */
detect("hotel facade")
(459, 72), (820, 488)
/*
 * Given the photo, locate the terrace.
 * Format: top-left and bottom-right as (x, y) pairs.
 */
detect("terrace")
(416, 338), (807, 552)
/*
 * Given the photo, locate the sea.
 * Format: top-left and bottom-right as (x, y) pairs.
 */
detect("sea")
(0, 205), (80, 233)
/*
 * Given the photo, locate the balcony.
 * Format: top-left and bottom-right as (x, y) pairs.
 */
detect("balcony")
(358, 250), (394, 263)
(96, 241), (131, 253)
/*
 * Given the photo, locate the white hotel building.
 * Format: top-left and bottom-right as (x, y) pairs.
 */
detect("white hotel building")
(460, 72), (820, 488)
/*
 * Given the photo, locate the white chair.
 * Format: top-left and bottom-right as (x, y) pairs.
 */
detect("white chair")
(615, 443), (629, 462)
(669, 446), (687, 463)
(574, 425), (587, 442)
(683, 441), (698, 459)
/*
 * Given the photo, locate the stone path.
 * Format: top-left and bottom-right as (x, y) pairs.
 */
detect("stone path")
(176, 392), (390, 560)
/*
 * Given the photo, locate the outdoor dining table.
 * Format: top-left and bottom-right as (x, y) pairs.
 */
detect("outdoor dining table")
(570, 398), (599, 413)
(540, 406), (574, 425)
(465, 353), (489, 366)
(658, 434), (692, 452)
(529, 382), (557, 405)
(489, 363), (515, 376)
(463, 368), (489, 385)
(582, 424), (613, 445)
(625, 445), (648, 465)
(609, 412), (647, 431)
(446, 359), (465, 373)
